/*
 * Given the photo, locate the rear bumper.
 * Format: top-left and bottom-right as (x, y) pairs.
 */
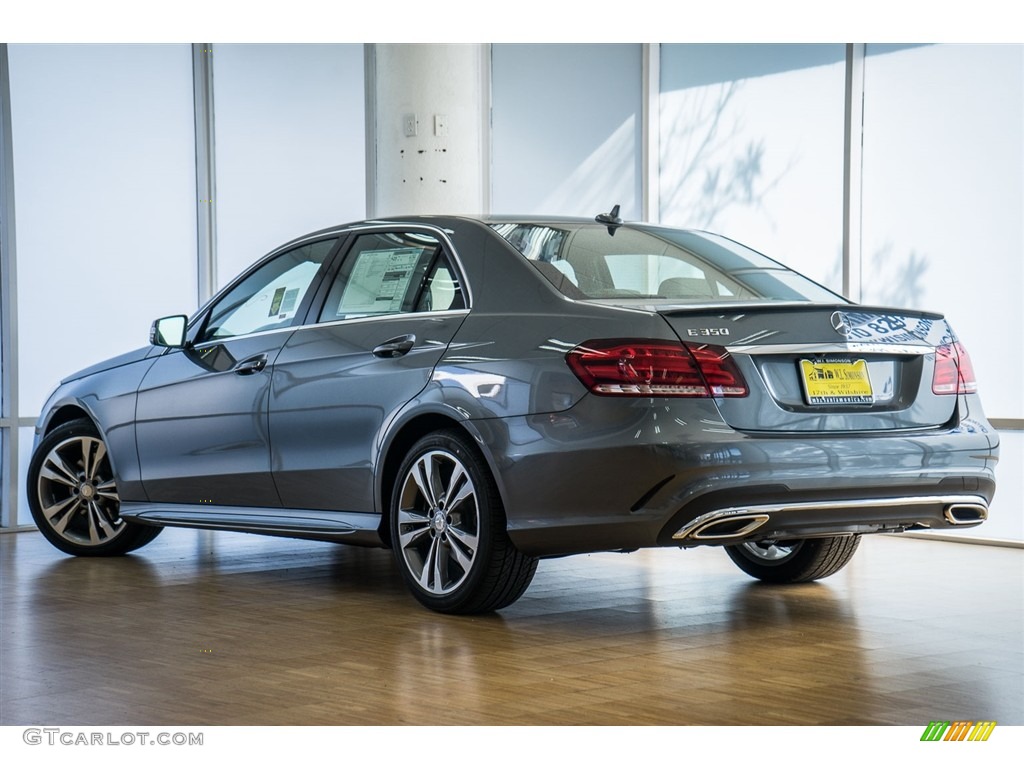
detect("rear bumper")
(665, 489), (990, 544)
(471, 394), (998, 557)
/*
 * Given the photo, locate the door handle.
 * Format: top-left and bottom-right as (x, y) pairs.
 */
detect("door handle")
(372, 334), (416, 358)
(234, 354), (268, 375)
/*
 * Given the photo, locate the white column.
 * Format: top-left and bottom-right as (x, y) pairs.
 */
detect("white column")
(641, 43), (660, 223)
(842, 43), (865, 302)
(368, 44), (489, 217)
(192, 43), (217, 304)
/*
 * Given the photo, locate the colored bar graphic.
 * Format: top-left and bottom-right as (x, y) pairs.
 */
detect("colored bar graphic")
(945, 721), (972, 741)
(920, 720), (996, 742)
(968, 722), (997, 741)
(921, 721), (950, 741)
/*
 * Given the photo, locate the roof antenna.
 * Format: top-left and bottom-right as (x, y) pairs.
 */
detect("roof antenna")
(595, 204), (623, 236)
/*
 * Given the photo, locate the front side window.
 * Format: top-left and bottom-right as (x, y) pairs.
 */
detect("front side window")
(318, 232), (466, 322)
(199, 239), (337, 342)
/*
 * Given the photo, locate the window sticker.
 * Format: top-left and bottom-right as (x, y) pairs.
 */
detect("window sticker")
(279, 287), (300, 315)
(338, 247), (423, 315)
(269, 287), (286, 316)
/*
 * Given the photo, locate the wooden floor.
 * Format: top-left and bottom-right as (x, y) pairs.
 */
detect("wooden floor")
(1, 528), (1021, 726)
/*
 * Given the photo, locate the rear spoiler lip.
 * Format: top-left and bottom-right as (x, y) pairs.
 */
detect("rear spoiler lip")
(654, 302), (945, 321)
(725, 341), (934, 356)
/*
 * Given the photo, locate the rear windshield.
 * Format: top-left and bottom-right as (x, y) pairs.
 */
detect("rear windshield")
(491, 223), (845, 303)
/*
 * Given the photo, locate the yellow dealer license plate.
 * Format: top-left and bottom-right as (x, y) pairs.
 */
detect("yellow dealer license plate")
(799, 359), (873, 405)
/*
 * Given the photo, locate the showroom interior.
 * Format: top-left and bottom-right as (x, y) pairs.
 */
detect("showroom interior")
(0, 43), (1021, 726)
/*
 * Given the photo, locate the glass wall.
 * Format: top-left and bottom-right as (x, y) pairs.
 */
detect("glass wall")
(492, 44), (642, 219)
(862, 44), (1023, 420)
(1, 44), (366, 528)
(861, 44), (1023, 541)
(212, 44), (365, 286)
(2, 44), (17, 527)
(5, 44), (197, 525)
(659, 44), (847, 291)
(1, 43), (1019, 542)
(7, 44), (198, 419)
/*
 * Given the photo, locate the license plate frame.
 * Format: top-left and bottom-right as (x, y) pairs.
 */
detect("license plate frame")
(798, 359), (874, 405)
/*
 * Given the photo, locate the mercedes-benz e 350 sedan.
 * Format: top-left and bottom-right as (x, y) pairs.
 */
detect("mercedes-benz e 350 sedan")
(29, 212), (998, 613)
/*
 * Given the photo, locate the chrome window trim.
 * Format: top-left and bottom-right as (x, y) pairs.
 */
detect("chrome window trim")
(358, 220), (457, 235)
(188, 222), (473, 346)
(311, 308), (470, 332)
(189, 232), (346, 327)
(190, 309), (471, 351)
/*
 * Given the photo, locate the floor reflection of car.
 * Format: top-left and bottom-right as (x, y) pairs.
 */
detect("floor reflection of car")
(28, 211), (998, 613)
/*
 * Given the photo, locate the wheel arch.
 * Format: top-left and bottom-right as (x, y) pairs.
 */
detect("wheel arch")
(376, 411), (505, 549)
(42, 404), (97, 436)
(36, 402), (136, 496)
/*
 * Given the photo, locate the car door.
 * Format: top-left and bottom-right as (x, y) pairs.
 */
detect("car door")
(270, 228), (469, 513)
(135, 237), (339, 506)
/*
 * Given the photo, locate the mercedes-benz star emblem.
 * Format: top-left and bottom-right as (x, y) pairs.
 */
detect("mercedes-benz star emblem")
(830, 310), (851, 337)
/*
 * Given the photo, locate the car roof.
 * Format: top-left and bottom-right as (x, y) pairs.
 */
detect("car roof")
(274, 215), (706, 252)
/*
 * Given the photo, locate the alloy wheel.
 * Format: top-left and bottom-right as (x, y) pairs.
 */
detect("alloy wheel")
(35, 434), (125, 547)
(739, 540), (800, 563)
(396, 449), (480, 596)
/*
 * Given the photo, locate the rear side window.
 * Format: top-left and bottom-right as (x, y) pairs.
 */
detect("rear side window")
(493, 223), (844, 303)
(318, 231), (466, 322)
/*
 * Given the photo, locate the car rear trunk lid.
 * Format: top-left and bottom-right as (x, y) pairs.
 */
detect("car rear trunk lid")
(656, 303), (960, 432)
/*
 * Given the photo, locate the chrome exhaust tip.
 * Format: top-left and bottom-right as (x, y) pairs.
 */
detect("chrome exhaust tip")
(944, 503), (989, 525)
(674, 512), (770, 541)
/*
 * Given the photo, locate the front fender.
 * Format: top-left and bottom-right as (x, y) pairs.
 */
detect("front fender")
(35, 354), (159, 502)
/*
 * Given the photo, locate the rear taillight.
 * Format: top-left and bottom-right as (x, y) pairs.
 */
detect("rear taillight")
(932, 341), (978, 395)
(566, 339), (748, 397)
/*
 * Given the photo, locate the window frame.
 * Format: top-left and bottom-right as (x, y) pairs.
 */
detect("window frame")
(188, 235), (343, 347)
(308, 226), (471, 327)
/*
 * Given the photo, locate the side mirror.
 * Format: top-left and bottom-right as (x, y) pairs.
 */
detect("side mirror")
(150, 315), (188, 348)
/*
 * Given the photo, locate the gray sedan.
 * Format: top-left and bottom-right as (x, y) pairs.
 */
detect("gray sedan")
(28, 212), (999, 613)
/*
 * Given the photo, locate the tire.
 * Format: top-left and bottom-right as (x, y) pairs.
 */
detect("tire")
(725, 535), (861, 583)
(390, 430), (537, 614)
(28, 418), (162, 556)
